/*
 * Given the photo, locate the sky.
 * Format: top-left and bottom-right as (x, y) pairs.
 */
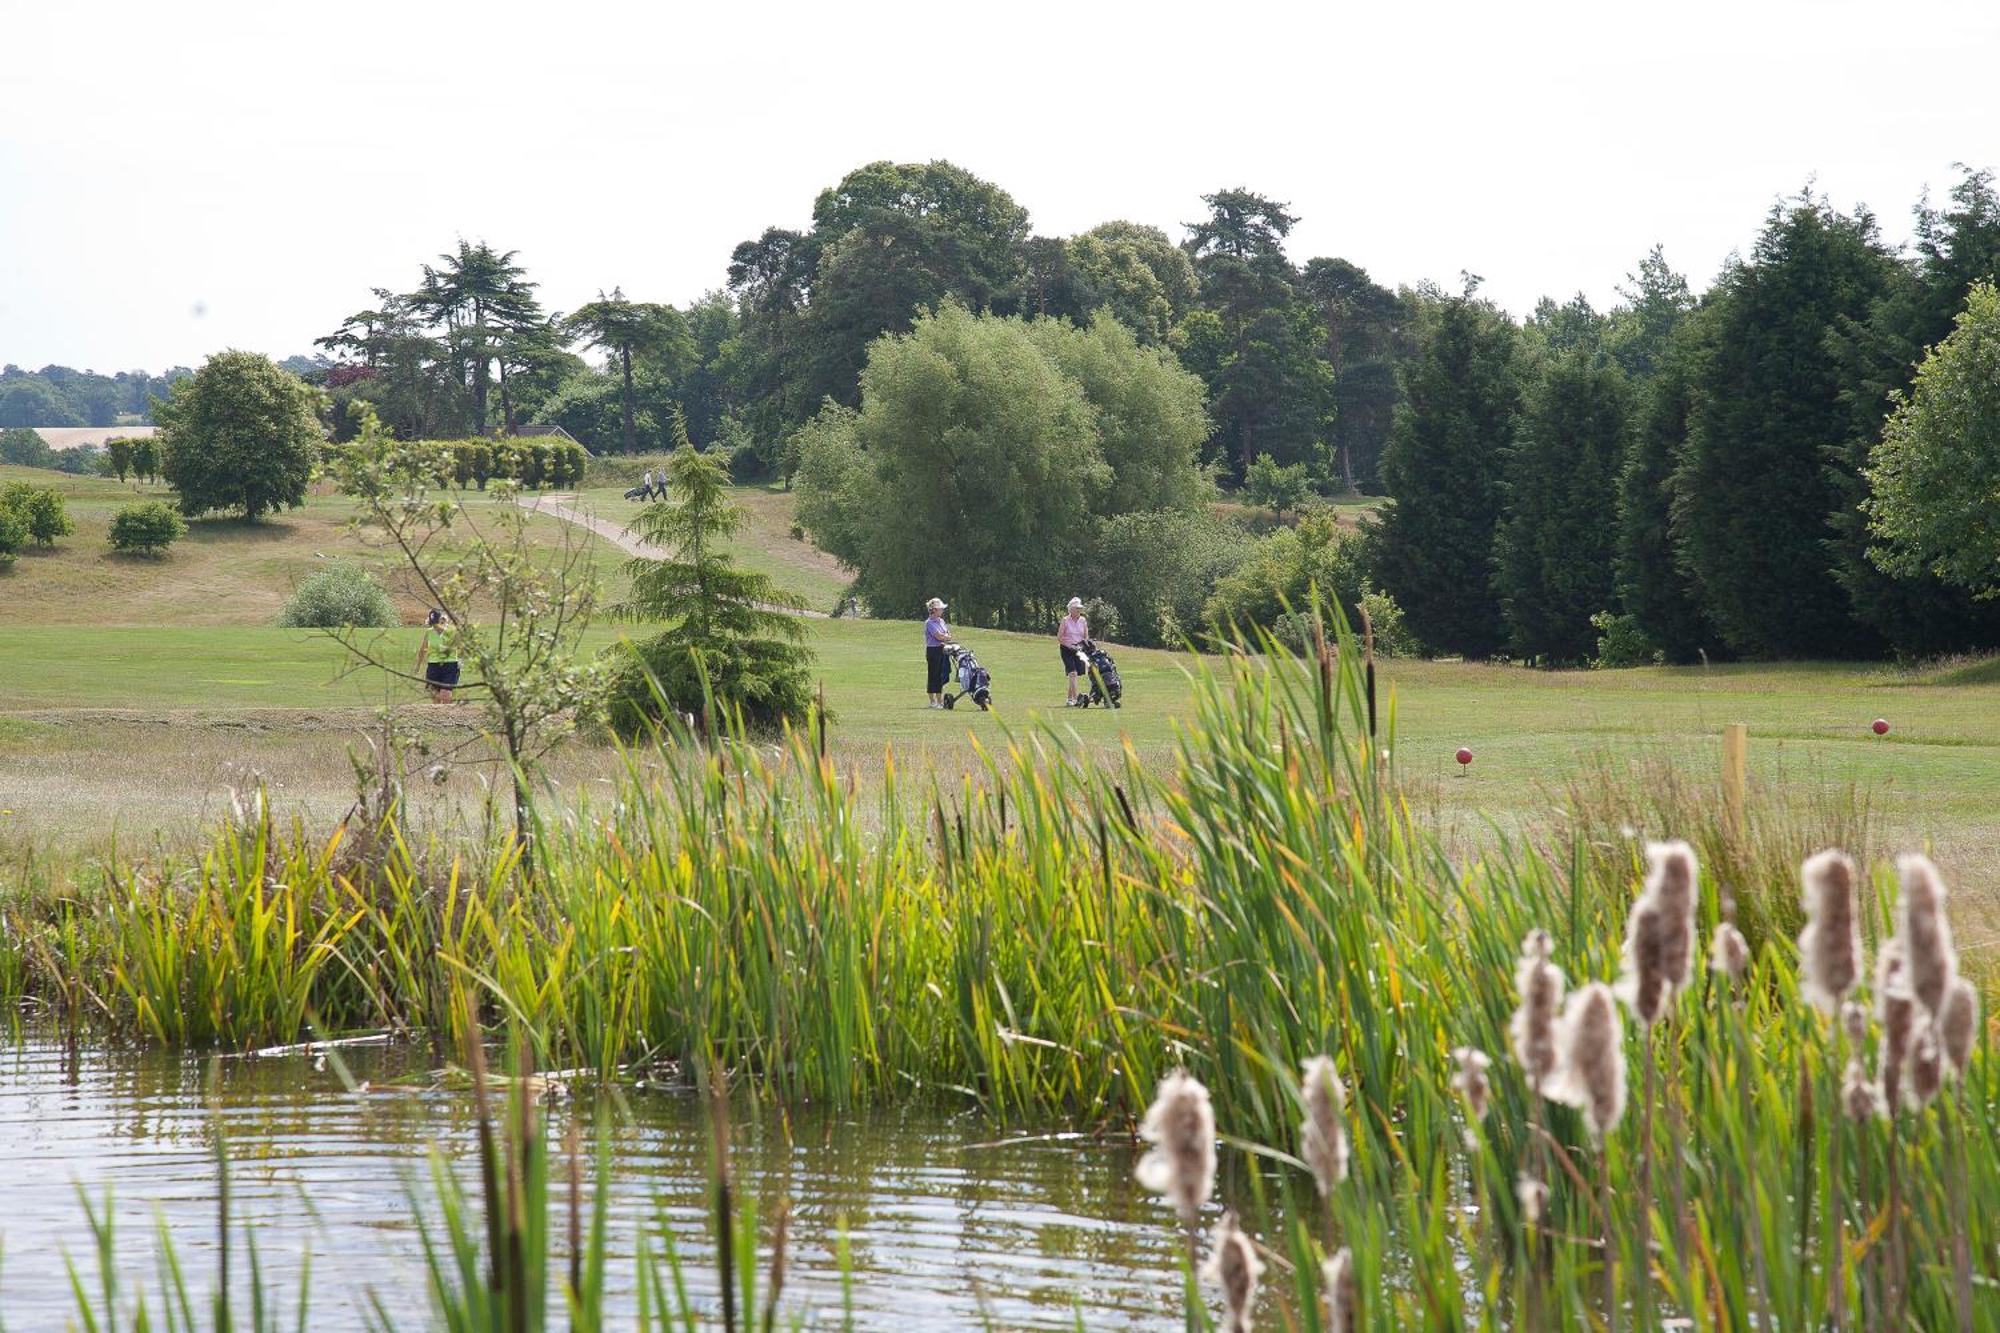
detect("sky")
(3, 0), (1997, 372)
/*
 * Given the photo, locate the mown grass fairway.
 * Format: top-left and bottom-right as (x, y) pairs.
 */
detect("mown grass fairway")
(7, 614), (2000, 910)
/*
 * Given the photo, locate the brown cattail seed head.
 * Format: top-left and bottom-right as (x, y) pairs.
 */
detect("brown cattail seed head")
(1841, 1000), (1868, 1047)
(1299, 1056), (1350, 1197)
(1841, 1057), (1882, 1122)
(1618, 840), (1700, 1026)
(1709, 921), (1750, 983)
(1907, 1020), (1943, 1110)
(1879, 984), (1916, 1115)
(1896, 854), (1957, 1018)
(1201, 1211), (1264, 1333)
(1516, 1173), (1549, 1226)
(1550, 982), (1627, 1139)
(1798, 850), (1863, 1013)
(1875, 938), (1908, 1020)
(1451, 1046), (1492, 1126)
(1511, 929), (1566, 1092)
(1135, 1070), (1217, 1226)
(1323, 1247), (1359, 1333)
(1939, 976), (1979, 1077)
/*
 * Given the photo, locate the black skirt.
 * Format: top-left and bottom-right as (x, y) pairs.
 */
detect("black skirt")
(426, 660), (461, 688)
(926, 645), (949, 693)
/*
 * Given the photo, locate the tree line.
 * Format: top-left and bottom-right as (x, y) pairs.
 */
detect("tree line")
(1374, 171), (2000, 663)
(288, 157), (2000, 661)
(0, 364), (190, 428)
(309, 162), (1408, 496)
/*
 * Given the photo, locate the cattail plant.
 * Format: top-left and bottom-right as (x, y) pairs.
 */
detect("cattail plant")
(1323, 1247), (1359, 1333)
(1799, 849), (1869, 1332)
(1511, 929), (1565, 1093)
(1200, 1212), (1263, 1333)
(1137, 1068), (1218, 1308)
(1879, 979), (1918, 1314)
(1550, 981), (1626, 1328)
(1299, 1055), (1350, 1199)
(1708, 922), (1748, 984)
(1511, 929), (1566, 1329)
(1938, 975), (1980, 1333)
(1450, 1046), (1492, 1131)
(1896, 854), (1956, 1018)
(1615, 841), (1698, 1322)
(1798, 849), (1863, 1013)
(1617, 840), (1699, 1027)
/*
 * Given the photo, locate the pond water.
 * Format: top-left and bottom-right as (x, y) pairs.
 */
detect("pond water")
(0, 1039), (1197, 1329)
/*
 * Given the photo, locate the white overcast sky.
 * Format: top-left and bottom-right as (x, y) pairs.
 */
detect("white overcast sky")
(3, 0), (1996, 372)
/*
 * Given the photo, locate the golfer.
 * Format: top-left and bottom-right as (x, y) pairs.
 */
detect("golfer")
(415, 608), (459, 704)
(924, 597), (951, 709)
(1058, 596), (1090, 706)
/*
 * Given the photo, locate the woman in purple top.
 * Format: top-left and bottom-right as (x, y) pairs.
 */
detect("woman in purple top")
(924, 597), (951, 708)
(1057, 596), (1090, 706)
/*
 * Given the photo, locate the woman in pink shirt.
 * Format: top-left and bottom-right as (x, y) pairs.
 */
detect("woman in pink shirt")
(1058, 596), (1090, 707)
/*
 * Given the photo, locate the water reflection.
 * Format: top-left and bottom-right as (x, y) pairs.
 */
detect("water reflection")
(0, 1040), (1189, 1328)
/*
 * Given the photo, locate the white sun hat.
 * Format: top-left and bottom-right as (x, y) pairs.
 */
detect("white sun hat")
(927, 597), (946, 610)
(1067, 596), (1084, 609)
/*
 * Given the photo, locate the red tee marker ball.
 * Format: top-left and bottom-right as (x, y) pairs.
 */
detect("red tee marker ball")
(1872, 718), (1890, 736)
(1455, 747), (1474, 766)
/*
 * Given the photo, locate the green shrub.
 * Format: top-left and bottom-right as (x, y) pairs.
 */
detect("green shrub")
(0, 506), (23, 567)
(108, 501), (188, 556)
(727, 442), (765, 484)
(277, 563), (397, 628)
(0, 481), (73, 547)
(1591, 610), (1665, 668)
(1091, 508), (1252, 647)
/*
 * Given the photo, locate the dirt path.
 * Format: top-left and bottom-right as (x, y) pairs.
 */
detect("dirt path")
(520, 493), (829, 617)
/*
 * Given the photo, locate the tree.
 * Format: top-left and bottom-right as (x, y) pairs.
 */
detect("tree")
(330, 413), (605, 852)
(106, 436), (134, 481)
(1492, 349), (1629, 663)
(1243, 452), (1311, 518)
(1372, 296), (1524, 657)
(1067, 221), (1200, 344)
(566, 290), (691, 454)
(1827, 166), (2000, 654)
(130, 436), (160, 484)
(1605, 246), (1695, 379)
(1178, 189), (1331, 477)
(1, 481), (74, 548)
(108, 500), (187, 555)
(1024, 313), (1210, 515)
(1863, 282), (2000, 594)
(155, 351), (324, 520)
(1613, 334), (1713, 661)
(1298, 258), (1406, 491)
(0, 377), (82, 428)
(1, 427), (53, 467)
(792, 303), (1107, 627)
(408, 240), (547, 434)
(1090, 508), (1251, 647)
(606, 434), (816, 733)
(1673, 195), (1894, 657)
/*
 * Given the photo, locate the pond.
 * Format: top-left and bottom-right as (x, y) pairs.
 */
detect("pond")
(0, 1039), (1197, 1329)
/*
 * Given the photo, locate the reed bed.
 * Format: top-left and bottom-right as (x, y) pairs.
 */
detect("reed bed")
(5, 619), (1997, 1327)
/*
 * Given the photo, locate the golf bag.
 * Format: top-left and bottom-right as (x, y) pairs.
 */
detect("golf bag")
(624, 484), (650, 502)
(1070, 639), (1122, 708)
(940, 642), (993, 710)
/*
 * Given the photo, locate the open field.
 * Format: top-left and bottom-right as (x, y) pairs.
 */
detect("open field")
(6, 617), (2000, 926)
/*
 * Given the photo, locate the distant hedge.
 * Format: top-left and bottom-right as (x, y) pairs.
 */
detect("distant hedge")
(323, 436), (588, 491)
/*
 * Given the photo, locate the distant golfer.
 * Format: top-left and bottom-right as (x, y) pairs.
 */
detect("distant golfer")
(1058, 596), (1090, 707)
(924, 597), (951, 709)
(416, 608), (459, 704)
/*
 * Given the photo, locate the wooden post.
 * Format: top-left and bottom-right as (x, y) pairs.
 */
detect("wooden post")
(1721, 723), (1748, 839)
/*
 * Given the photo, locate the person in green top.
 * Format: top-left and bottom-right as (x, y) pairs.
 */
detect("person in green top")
(415, 607), (460, 704)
